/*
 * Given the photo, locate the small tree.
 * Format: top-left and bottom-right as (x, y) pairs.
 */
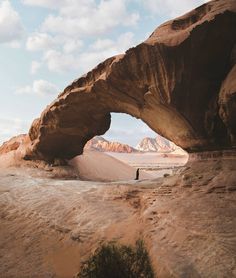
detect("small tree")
(78, 240), (154, 278)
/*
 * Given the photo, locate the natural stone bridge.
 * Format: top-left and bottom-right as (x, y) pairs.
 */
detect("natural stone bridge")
(25, 0), (236, 161)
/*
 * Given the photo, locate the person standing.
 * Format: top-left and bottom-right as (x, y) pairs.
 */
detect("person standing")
(135, 168), (140, 180)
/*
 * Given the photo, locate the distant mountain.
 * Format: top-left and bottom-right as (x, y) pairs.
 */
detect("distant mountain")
(136, 135), (176, 153)
(85, 135), (181, 154)
(85, 136), (137, 153)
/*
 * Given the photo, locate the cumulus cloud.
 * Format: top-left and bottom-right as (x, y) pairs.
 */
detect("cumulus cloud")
(0, 118), (30, 145)
(41, 32), (135, 73)
(22, 0), (66, 9)
(0, 0), (24, 43)
(23, 0), (139, 38)
(43, 50), (80, 73)
(79, 32), (135, 72)
(26, 33), (56, 51)
(30, 61), (42, 74)
(23, 0), (139, 74)
(42, 0), (139, 37)
(26, 32), (84, 53)
(142, 0), (208, 18)
(63, 39), (84, 53)
(15, 80), (59, 97)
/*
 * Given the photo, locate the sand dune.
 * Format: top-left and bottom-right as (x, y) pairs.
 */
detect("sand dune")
(0, 148), (153, 181)
(69, 150), (153, 182)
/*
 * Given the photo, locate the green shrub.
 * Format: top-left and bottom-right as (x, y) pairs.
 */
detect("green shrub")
(77, 240), (154, 278)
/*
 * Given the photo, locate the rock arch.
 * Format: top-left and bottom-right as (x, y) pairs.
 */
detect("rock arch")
(25, 0), (236, 161)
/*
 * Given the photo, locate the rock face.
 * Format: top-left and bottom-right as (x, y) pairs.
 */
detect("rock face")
(0, 134), (29, 156)
(22, 0), (236, 161)
(85, 136), (136, 153)
(136, 135), (176, 152)
(0, 135), (27, 155)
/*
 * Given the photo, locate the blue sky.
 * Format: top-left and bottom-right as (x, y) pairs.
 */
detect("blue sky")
(0, 0), (207, 146)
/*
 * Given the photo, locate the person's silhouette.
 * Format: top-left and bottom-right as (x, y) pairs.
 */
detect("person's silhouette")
(135, 168), (140, 180)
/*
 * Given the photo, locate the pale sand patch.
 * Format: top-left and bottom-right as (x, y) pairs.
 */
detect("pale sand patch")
(69, 150), (153, 181)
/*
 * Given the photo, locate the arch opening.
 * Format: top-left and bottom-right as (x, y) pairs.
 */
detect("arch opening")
(69, 113), (188, 181)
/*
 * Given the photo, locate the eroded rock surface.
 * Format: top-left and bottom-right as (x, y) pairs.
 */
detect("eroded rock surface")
(6, 0), (236, 161)
(0, 156), (235, 277)
(0, 134), (28, 155)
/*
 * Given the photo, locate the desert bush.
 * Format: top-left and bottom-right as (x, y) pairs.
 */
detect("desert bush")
(77, 240), (154, 278)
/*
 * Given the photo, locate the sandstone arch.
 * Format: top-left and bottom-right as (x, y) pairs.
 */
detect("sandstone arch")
(25, 0), (236, 161)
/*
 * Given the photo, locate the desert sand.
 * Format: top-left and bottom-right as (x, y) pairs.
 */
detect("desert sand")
(107, 152), (188, 168)
(69, 150), (153, 181)
(0, 152), (236, 277)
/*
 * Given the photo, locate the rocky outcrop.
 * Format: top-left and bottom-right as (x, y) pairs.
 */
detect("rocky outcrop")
(18, 0), (236, 161)
(136, 135), (176, 152)
(85, 136), (136, 153)
(0, 134), (29, 155)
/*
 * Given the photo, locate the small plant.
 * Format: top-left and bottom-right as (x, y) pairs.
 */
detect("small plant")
(77, 240), (155, 278)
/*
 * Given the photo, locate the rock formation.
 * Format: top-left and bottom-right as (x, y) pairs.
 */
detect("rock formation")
(4, 0), (236, 162)
(85, 135), (180, 153)
(136, 135), (176, 152)
(85, 136), (137, 153)
(0, 134), (28, 155)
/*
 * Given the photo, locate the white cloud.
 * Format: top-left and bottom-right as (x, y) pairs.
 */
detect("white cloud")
(43, 50), (80, 73)
(0, 0), (24, 43)
(91, 38), (115, 51)
(40, 0), (139, 38)
(31, 61), (42, 74)
(0, 118), (30, 145)
(15, 80), (59, 97)
(79, 32), (135, 72)
(26, 32), (56, 51)
(22, 0), (66, 9)
(23, 0), (139, 75)
(26, 32), (84, 54)
(23, 0), (139, 29)
(63, 39), (84, 54)
(142, 0), (209, 18)
(41, 32), (135, 73)
(7, 40), (22, 48)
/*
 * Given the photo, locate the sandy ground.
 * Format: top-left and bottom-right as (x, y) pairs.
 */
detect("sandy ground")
(69, 150), (153, 181)
(0, 153), (236, 277)
(107, 152), (188, 178)
(106, 152), (188, 168)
